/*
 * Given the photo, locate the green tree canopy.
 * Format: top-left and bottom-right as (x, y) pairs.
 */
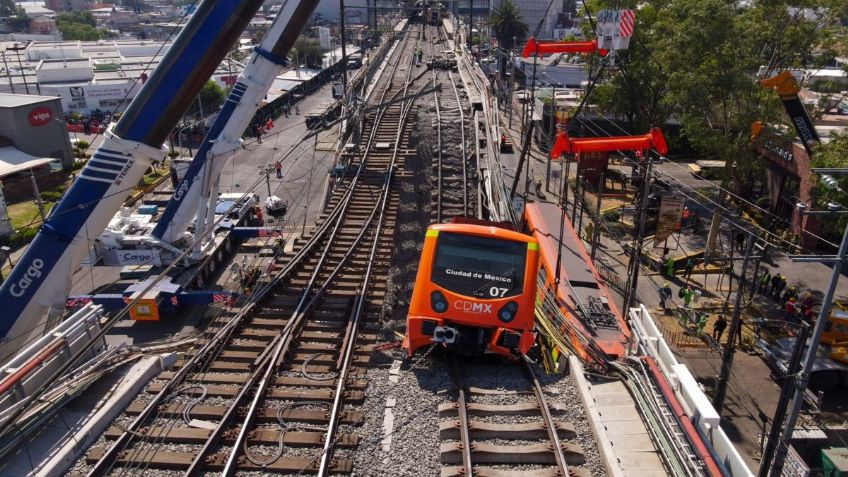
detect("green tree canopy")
(57, 11), (112, 41)
(586, 0), (844, 191)
(291, 37), (323, 69)
(187, 80), (226, 119)
(489, 0), (529, 51)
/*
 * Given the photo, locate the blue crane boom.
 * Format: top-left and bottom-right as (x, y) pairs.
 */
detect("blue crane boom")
(0, 0), (265, 361)
(152, 0), (321, 251)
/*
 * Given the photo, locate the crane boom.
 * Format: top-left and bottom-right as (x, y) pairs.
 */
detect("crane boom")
(152, 0), (321, 247)
(760, 70), (820, 155)
(0, 0), (265, 361)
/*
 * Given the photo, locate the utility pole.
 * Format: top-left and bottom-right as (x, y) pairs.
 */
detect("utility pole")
(713, 232), (754, 413)
(623, 160), (651, 311)
(2, 52), (14, 94)
(338, 0), (348, 95)
(758, 321), (810, 477)
(509, 52), (538, 200)
(467, 0), (473, 50)
(29, 170), (45, 221)
(590, 172), (604, 260)
(769, 218), (848, 476)
(554, 155), (571, 286)
(577, 174), (586, 239)
(571, 170), (581, 223)
(546, 84), (556, 192)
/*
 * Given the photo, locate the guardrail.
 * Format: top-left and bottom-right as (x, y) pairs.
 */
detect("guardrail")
(629, 304), (754, 477)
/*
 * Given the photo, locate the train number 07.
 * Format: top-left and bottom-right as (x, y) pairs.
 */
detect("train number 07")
(489, 287), (508, 297)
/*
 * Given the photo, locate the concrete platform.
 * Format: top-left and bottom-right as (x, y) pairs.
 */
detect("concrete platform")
(570, 357), (668, 476)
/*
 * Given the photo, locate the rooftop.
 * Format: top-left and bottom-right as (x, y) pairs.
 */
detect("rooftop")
(0, 93), (58, 107)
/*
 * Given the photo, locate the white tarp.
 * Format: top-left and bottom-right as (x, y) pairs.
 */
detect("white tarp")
(0, 146), (55, 178)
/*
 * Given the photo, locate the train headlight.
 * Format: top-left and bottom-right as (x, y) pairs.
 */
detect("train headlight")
(430, 290), (448, 313)
(498, 301), (518, 323)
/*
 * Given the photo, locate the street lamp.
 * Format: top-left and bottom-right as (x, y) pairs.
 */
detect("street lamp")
(6, 43), (29, 95)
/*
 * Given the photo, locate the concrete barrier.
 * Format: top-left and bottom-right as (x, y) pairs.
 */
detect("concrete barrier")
(629, 304), (754, 477)
(37, 353), (176, 477)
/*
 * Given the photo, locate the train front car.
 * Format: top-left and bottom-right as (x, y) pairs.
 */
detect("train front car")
(404, 223), (539, 358)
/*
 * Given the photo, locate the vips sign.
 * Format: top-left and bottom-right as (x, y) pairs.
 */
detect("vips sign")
(27, 106), (53, 127)
(117, 249), (162, 266)
(655, 193), (685, 246)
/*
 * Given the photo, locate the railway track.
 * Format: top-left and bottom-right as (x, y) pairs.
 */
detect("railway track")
(427, 25), (475, 223)
(440, 359), (590, 477)
(79, 26), (428, 477)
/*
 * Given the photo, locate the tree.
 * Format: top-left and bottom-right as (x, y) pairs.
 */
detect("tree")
(0, 0), (30, 31)
(187, 80), (226, 119)
(810, 134), (848, 237)
(57, 11), (112, 41)
(586, 0), (840, 192)
(489, 0), (528, 51)
(291, 37), (323, 69)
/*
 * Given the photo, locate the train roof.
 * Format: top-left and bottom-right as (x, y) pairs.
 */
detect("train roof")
(523, 201), (629, 341)
(428, 223), (537, 244)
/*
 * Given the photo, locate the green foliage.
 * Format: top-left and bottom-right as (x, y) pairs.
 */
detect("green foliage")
(57, 11), (111, 40)
(58, 11), (96, 27)
(0, 0), (29, 30)
(489, 0), (528, 51)
(586, 0), (843, 195)
(291, 37), (323, 69)
(187, 80), (226, 119)
(810, 80), (846, 95)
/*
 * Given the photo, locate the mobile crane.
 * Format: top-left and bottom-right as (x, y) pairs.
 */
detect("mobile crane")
(0, 0), (317, 361)
(152, 0), (320, 254)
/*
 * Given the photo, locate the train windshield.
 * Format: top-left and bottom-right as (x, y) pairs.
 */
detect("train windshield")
(431, 232), (526, 299)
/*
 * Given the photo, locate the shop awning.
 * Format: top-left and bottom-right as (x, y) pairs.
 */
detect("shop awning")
(0, 146), (55, 178)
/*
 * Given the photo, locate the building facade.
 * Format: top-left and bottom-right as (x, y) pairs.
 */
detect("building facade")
(0, 93), (74, 168)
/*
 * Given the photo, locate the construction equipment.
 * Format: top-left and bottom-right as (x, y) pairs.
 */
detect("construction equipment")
(759, 70), (820, 155)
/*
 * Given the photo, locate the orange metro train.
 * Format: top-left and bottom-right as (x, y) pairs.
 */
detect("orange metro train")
(403, 221), (540, 358)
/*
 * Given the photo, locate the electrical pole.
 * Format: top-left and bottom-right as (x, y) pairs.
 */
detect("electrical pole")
(713, 232), (754, 413)
(338, 0), (348, 95)
(2, 52), (14, 94)
(554, 155), (571, 286)
(769, 220), (848, 476)
(577, 174), (586, 239)
(546, 84), (556, 193)
(590, 172), (604, 261)
(758, 321), (810, 477)
(509, 51), (538, 200)
(623, 160), (651, 311)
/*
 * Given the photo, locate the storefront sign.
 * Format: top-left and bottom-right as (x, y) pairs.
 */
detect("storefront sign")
(27, 106), (53, 126)
(757, 128), (794, 163)
(655, 193), (685, 245)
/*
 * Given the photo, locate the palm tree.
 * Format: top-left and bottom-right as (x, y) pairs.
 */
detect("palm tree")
(489, 0), (529, 52)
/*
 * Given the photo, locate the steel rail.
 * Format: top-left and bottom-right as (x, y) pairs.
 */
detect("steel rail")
(523, 357), (571, 476)
(317, 165), (396, 476)
(221, 28), (421, 476)
(449, 358), (474, 477)
(434, 71), (443, 222)
(447, 71), (468, 217)
(318, 28), (423, 476)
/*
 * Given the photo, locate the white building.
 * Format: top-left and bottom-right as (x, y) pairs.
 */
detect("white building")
(0, 39), (241, 114)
